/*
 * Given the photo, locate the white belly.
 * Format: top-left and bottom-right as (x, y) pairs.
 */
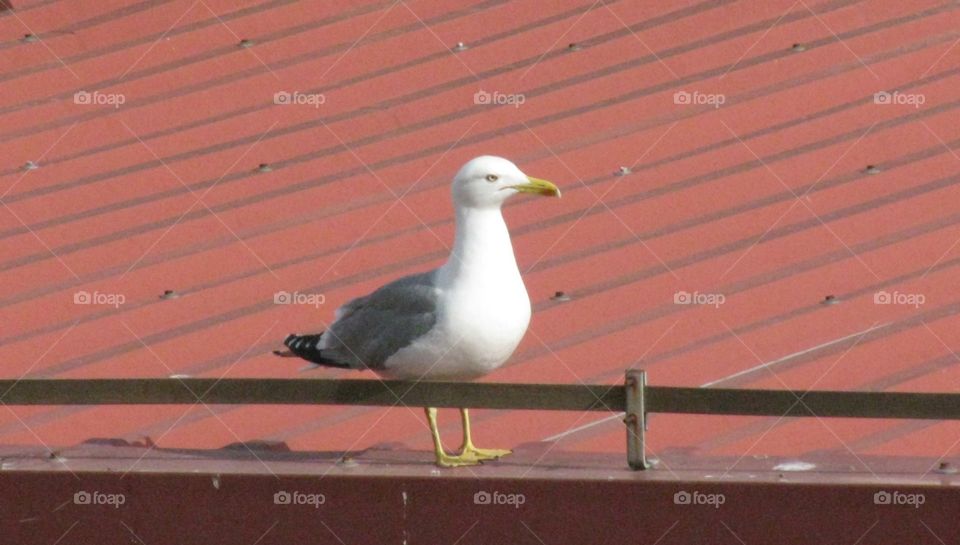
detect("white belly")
(379, 277), (531, 381)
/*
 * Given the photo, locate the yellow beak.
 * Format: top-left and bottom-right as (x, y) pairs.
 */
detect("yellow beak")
(509, 176), (561, 197)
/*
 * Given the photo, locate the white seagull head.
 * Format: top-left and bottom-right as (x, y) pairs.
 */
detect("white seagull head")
(451, 156), (560, 209)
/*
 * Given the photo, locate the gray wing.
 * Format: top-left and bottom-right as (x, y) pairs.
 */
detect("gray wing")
(320, 271), (440, 370)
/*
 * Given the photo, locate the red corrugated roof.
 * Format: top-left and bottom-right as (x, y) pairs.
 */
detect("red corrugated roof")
(3, 0), (960, 471)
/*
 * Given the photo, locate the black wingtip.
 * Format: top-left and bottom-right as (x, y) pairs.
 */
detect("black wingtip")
(281, 332), (351, 368)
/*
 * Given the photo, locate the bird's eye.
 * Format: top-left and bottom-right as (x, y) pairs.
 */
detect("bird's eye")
(485, 174), (499, 182)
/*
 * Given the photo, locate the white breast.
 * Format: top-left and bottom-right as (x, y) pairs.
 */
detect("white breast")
(380, 272), (530, 381)
(379, 206), (532, 381)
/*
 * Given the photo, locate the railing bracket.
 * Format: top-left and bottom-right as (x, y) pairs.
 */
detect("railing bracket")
(624, 369), (648, 470)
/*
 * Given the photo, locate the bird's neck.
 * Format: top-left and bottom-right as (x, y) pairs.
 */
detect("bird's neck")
(438, 206), (520, 285)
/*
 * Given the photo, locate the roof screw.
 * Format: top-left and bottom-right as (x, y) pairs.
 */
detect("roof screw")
(257, 163), (273, 172)
(551, 290), (571, 301)
(567, 42), (582, 51)
(239, 39), (255, 48)
(864, 165), (882, 175)
(22, 33), (39, 43)
(935, 461), (957, 474)
(822, 294), (839, 305)
(452, 41), (468, 52)
(22, 161), (38, 171)
(160, 289), (179, 300)
(616, 166), (632, 176)
(791, 43), (806, 52)
(337, 456), (358, 467)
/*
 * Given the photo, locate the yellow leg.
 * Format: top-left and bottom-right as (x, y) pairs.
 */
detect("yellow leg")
(424, 408), (481, 467)
(458, 408), (511, 462)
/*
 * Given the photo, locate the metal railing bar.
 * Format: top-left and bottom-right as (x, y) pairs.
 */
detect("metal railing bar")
(3, 378), (960, 420)
(3, 378), (960, 421)
(6, 373), (960, 470)
(647, 386), (960, 420)
(0, 379), (625, 412)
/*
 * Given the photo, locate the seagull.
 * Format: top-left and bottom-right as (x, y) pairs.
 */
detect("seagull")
(275, 156), (560, 467)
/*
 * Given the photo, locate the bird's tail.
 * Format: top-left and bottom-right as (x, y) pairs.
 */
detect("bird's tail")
(275, 333), (351, 369)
